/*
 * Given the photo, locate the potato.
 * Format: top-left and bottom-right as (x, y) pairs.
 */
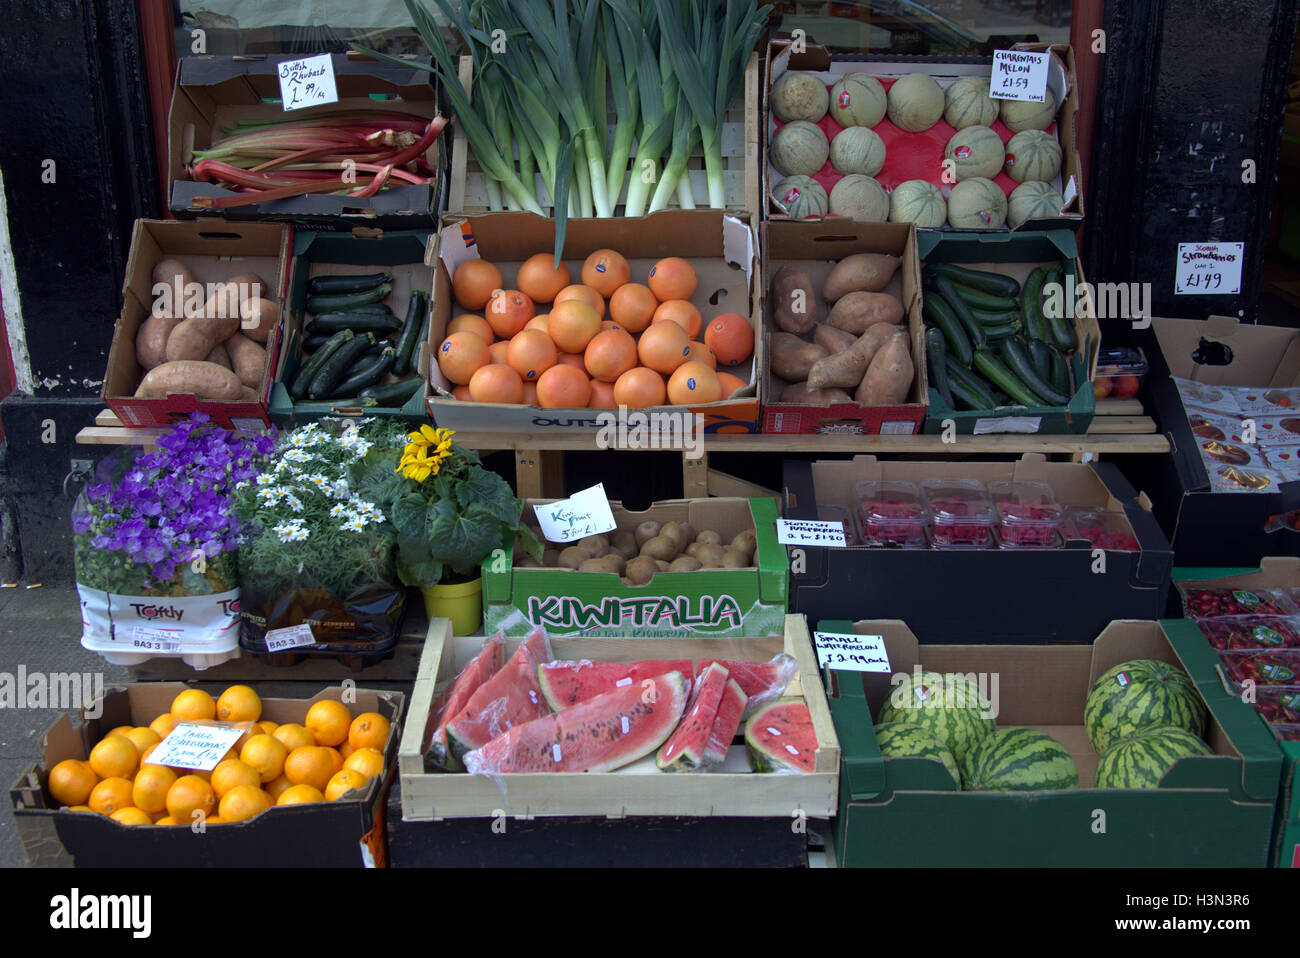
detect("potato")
(780, 381), (854, 406)
(134, 361), (242, 400)
(669, 556), (703, 573)
(559, 546), (593, 569)
(694, 543), (726, 566)
(238, 298), (279, 344)
(578, 534), (610, 555)
(135, 314), (183, 370)
(807, 324), (899, 391)
(165, 314), (240, 362)
(813, 323), (857, 354)
(770, 332), (829, 382)
(579, 556), (621, 574)
(609, 529), (638, 559)
(224, 332), (268, 389)
(730, 530), (757, 558)
(696, 530), (722, 546)
(543, 548), (561, 568)
(640, 535), (678, 562)
(722, 549), (749, 568)
(634, 521), (662, 547)
(600, 551), (628, 574)
(856, 331), (915, 405)
(770, 265), (818, 335)
(659, 522), (689, 553)
(625, 556), (658, 585)
(205, 342), (232, 370)
(825, 291), (904, 334)
(823, 253), (902, 301)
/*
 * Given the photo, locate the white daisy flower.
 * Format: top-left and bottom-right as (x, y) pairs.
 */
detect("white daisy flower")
(284, 493), (304, 513)
(255, 474), (275, 485)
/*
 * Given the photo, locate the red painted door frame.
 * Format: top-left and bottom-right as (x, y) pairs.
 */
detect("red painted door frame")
(138, 0), (178, 215)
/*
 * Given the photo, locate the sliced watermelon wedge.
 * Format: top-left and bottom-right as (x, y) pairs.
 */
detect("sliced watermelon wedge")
(425, 633), (504, 771)
(657, 662), (730, 772)
(463, 671), (689, 774)
(745, 699), (818, 774)
(444, 627), (552, 759)
(703, 678), (748, 767)
(699, 654), (799, 716)
(538, 659), (694, 711)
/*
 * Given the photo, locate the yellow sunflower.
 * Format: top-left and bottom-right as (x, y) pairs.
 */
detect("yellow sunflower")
(397, 426), (456, 481)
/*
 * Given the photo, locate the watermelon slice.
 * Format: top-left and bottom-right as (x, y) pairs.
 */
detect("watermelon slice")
(538, 659), (694, 711)
(745, 700), (818, 773)
(657, 662), (730, 771)
(463, 671), (690, 774)
(703, 678), (748, 767)
(699, 654), (798, 716)
(444, 627), (552, 759)
(425, 633), (505, 771)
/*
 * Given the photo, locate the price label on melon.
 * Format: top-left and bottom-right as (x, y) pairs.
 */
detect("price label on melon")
(278, 54), (339, 111)
(989, 49), (1050, 102)
(1175, 242), (1244, 295)
(812, 632), (892, 673)
(534, 484), (618, 543)
(145, 723), (246, 771)
(776, 519), (847, 547)
(264, 623), (316, 653)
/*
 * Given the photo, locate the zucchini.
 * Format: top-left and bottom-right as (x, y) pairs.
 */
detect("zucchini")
(949, 374), (991, 411)
(945, 356), (997, 408)
(926, 263), (1022, 299)
(1000, 338), (1070, 405)
(307, 271), (393, 296)
(923, 293), (972, 367)
(309, 333), (375, 399)
(1042, 264), (1075, 351)
(1020, 266), (1048, 342)
(1048, 345), (1070, 396)
(934, 277), (986, 349)
(346, 303), (394, 315)
(332, 347), (396, 397)
(289, 397), (380, 414)
(305, 283), (393, 314)
(972, 348), (1045, 407)
(925, 328), (953, 409)
(290, 329), (353, 399)
(393, 291), (427, 376)
(1027, 338), (1053, 382)
(359, 376), (423, 406)
(972, 306), (1020, 326)
(984, 321), (1022, 340)
(302, 333), (332, 354)
(949, 285), (1020, 312)
(309, 312), (403, 335)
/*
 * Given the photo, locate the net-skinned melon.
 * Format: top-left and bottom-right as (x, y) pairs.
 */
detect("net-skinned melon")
(943, 77), (998, 130)
(829, 174), (888, 221)
(771, 175), (828, 218)
(886, 73), (944, 132)
(889, 179), (947, 227)
(771, 71), (829, 123)
(947, 177), (1007, 229)
(829, 73), (887, 128)
(1004, 129), (1062, 183)
(830, 126), (886, 176)
(1000, 90), (1057, 132)
(945, 125), (1005, 181)
(1007, 181), (1065, 229)
(770, 120), (830, 176)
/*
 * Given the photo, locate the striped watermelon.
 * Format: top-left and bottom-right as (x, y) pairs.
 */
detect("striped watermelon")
(829, 174), (888, 221)
(876, 670), (994, 764)
(1001, 91), (1057, 133)
(1084, 659), (1207, 753)
(703, 678), (748, 765)
(1094, 726), (1212, 789)
(945, 125), (1005, 181)
(537, 659), (693, 711)
(887, 73), (944, 132)
(961, 727), (1079, 791)
(828, 73), (887, 128)
(1004, 130), (1062, 183)
(770, 71), (829, 123)
(1007, 181), (1065, 229)
(889, 180), (947, 227)
(943, 77), (998, 130)
(771, 175), (828, 219)
(830, 126), (886, 176)
(425, 634), (504, 771)
(745, 699), (818, 773)
(947, 177), (1007, 229)
(771, 121), (829, 176)
(874, 721), (960, 788)
(658, 662), (729, 771)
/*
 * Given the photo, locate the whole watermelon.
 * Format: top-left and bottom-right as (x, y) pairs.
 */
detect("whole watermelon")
(876, 671), (994, 764)
(1084, 659), (1207, 753)
(874, 721), (960, 788)
(1094, 726), (1212, 789)
(961, 727), (1079, 791)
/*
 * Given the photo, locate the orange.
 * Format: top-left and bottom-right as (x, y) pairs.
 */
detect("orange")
(535, 364), (591, 409)
(171, 689), (217, 722)
(517, 253), (572, 303)
(525, 314), (550, 334)
(583, 328), (638, 383)
(446, 313), (493, 342)
(581, 249), (631, 298)
(324, 769), (370, 802)
(588, 378), (617, 409)
(326, 747), (345, 775)
(506, 329), (559, 382)
(89, 777), (135, 816)
(218, 784), (272, 823)
(68, 805), (95, 813)
(613, 367), (667, 409)
(110, 807), (152, 826)
(166, 775), (216, 824)
(154, 816), (178, 826)
(637, 321), (691, 375)
(338, 741), (356, 761)
(232, 724), (262, 753)
(121, 727), (160, 755)
(608, 282), (658, 334)
(647, 257), (697, 301)
(240, 733), (288, 783)
(216, 685), (262, 723)
(348, 712), (392, 752)
(272, 723), (316, 752)
(652, 300), (702, 340)
(256, 720), (278, 736)
(452, 384), (473, 402)
(89, 735), (138, 780)
(452, 259), (503, 311)
(107, 725), (134, 739)
(485, 288), (535, 339)
(488, 339), (511, 365)
(685, 341), (717, 370)
(344, 747), (385, 781)
(206, 816), (226, 825)
(667, 361), (722, 405)
(716, 370), (747, 399)
(209, 758), (261, 799)
(557, 352), (586, 370)
(148, 713), (179, 739)
(49, 760), (99, 807)
(548, 299), (602, 353)
(468, 363), (525, 405)
(554, 284), (606, 320)
(599, 320), (627, 333)
(437, 331), (491, 386)
(283, 746), (336, 792)
(277, 784), (325, 806)
(264, 775), (294, 801)
(305, 700), (353, 748)
(131, 764), (177, 814)
(139, 742), (160, 765)
(704, 313), (753, 366)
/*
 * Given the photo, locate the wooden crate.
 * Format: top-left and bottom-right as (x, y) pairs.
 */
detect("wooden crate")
(399, 614), (839, 821)
(446, 54), (760, 218)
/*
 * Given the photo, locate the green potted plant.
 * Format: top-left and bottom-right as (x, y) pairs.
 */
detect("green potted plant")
(388, 426), (539, 634)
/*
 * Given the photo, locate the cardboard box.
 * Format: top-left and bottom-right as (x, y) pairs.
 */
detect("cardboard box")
(397, 616), (838, 820)
(103, 219), (291, 430)
(1137, 316), (1300, 566)
(825, 618), (1283, 867)
(484, 497), (787, 638)
(268, 228), (434, 422)
(169, 54), (444, 229)
(10, 684), (403, 867)
(763, 41), (1083, 231)
(919, 229), (1099, 434)
(428, 210), (762, 433)
(1276, 741), (1300, 867)
(761, 219), (928, 434)
(784, 455), (1173, 644)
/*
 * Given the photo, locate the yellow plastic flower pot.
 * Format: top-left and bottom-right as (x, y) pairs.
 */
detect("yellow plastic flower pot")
(421, 577), (482, 636)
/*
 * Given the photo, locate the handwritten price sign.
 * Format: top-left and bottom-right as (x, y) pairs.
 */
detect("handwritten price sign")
(534, 484), (618, 544)
(989, 49), (1050, 103)
(145, 724), (246, 771)
(812, 632), (892, 673)
(776, 519), (847, 547)
(278, 54), (339, 112)
(1175, 242), (1244, 295)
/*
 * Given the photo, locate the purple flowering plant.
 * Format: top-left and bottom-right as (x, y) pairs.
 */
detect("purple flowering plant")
(72, 413), (275, 596)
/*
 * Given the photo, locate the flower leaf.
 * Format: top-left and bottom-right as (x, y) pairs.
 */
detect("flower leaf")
(456, 468), (517, 527)
(426, 499), (500, 573)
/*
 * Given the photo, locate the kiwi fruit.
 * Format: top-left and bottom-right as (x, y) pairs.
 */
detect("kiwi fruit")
(679, 522), (697, 544)
(609, 529), (638, 559)
(730, 529), (757, 558)
(579, 556), (620, 574)
(655, 559), (671, 572)
(694, 543), (726, 566)
(559, 546), (593, 569)
(634, 521), (662, 547)
(669, 555), (702, 573)
(516, 554), (542, 569)
(578, 534), (610, 555)
(685, 542), (703, 558)
(660, 521), (689, 553)
(543, 548), (561, 567)
(721, 549), (748, 569)
(625, 555), (658, 585)
(601, 551), (628, 574)
(640, 535), (678, 561)
(696, 530), (723, 546)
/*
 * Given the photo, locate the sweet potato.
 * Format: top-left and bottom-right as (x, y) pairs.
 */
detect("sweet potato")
(780, 381), (855, 405)
(135, 314), (183, 370)
(200, 283), (243, 321)
(238, 298), (279, 343)
(826, 291), (904, 334)
(812, 323), (857, 354)
(823, 253), (902, 301)
(807, 323), (900, 390)
(856, 331), (914, 405)
(238, 386), (260, 401)
(225, 332), (268, 389)
(205, 342), (232, 370)
(226, 272), (268, 302)
(770, 332), (829, 382)
(150, 259), (195, 293)
(165, 314), (240, 362)
(770, 265), (818, 335)
(134, 361), (242, 400)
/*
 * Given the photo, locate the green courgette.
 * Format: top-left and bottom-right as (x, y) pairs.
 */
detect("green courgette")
(972, 348), (1045, 407)
(1000, 338), (1070, 405)
(308, 312), (403, 335)
(302, 333), (332, 353)
(1048, 345), (1069, 396)
(290, 329), (353, 399)
(1020, 266), (1048, 342)
(948, 375), (991, 411)
(984, 321), (1022, 340)
(972, 306), (1020, 326)
(393, 291), (427, 377)
(923, 293), (972, 367)
(934, 277), (986, 349)
(949, 284), (1020, 312)
(306, 283), (393, 314)
(926, 263), (1022, 298)
(359, 376), (423, 406)
(347, 303), (394, 315)
(925, 328), (953, 409)
(307, 271), (393, 296)
(1027, 338), (1053, 382)
(945, 356), (997, 408)
(309, 333), (375, 399)
(332, 347), (396, 398)
(1042, 264), (1075, 352)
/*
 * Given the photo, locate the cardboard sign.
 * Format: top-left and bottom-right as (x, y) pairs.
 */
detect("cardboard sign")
(278, 54), (339, 111)
(534, 484), (618, 543)
(776, 519), (847, 547)
(145, 723), (246, 771)
(813, 631), (892, 673)
(1175, 242), (1244, 295)
(989, 49), (1050, 102)
(264, 623), (316, 653)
